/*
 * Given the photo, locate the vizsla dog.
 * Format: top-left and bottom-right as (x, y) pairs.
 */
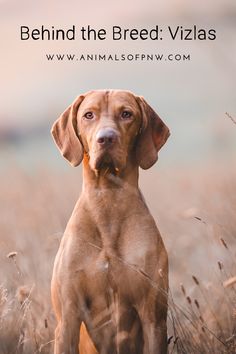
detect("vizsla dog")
(51, 90), (170, 354)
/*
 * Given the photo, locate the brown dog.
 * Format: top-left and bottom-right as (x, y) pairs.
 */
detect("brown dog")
(51, 90), (170, 354)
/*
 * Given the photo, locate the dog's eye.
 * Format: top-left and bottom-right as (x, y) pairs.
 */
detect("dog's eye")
(121, 111), (132, 119)
(84, 112), (94, 120)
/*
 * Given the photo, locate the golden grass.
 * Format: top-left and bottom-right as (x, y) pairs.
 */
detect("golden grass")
(0, 163), (235, 353)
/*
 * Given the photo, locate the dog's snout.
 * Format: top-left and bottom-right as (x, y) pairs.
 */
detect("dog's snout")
(96, 129), (118, 146)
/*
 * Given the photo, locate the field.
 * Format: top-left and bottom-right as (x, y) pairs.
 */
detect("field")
(0, 161), (236, 353)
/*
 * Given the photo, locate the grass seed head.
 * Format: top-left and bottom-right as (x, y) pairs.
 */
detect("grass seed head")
(223, 276), (236, 288)
(186, 296), (192, 304)
(192, 275), (200, 285)
(218, 261), (223, 271)
(7, 251), (17, 259)
(16, 285), (30, 304)
(220, 238), (228, 249)
(180, 283), (186, 296)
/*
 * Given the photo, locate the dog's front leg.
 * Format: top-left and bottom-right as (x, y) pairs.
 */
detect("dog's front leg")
(54, 316), (81, 354)
(137, 289), (168, 354)
(142, 321), (168, 354)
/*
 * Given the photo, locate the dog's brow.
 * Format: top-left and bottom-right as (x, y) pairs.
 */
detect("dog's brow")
(118, 104), (134, 110)
(80, 106), (100, 114)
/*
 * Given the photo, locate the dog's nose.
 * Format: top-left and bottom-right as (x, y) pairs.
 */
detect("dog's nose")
(96, 129), (118, 146)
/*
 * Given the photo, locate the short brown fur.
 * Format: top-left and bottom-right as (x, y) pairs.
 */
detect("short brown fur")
(51, 90), (170, 354)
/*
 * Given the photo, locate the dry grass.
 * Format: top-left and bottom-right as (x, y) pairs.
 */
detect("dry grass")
(0, 162), (236, 353)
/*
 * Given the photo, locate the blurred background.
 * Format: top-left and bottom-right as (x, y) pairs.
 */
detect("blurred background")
(0, 0), (236, 169)
(0, 0), (236, 353)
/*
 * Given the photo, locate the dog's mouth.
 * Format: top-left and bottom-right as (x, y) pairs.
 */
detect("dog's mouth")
(93, 153), (120, 175)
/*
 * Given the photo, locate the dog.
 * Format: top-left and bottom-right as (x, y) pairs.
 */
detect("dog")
(51, 90), (170, 354)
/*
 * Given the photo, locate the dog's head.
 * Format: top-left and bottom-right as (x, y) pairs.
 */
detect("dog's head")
(51, 90), (170, 173)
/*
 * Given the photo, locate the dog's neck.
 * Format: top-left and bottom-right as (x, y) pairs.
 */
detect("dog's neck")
(81, 153), (139, 193)
(79, 154), (146, 249)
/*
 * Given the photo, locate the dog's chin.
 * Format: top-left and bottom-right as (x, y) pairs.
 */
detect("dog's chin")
(91, 153), (122, 175)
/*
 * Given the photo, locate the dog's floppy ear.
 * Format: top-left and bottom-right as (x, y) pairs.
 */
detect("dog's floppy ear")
(136, 96), (170, 169)
(51, 95), (85, 167)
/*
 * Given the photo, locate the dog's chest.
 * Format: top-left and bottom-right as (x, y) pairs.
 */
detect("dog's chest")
(73, 191), (159, 292)
(79, 224), (154, 299)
